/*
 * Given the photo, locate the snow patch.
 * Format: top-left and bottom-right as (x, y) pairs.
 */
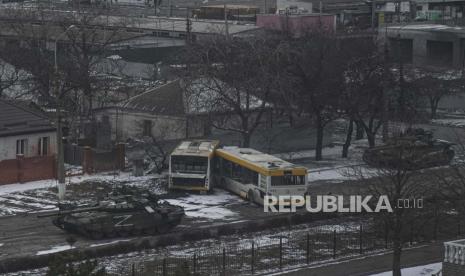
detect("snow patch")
(36, 245), (75, 255)
(90, 239), (132, 247)
(369, 262), (442, 276)
(165, 189), (241, 220)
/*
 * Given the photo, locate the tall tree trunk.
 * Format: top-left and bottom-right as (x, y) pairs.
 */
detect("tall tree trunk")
(315, 116), (324, 161)
(382, 121), (389, 143)
(356, 120), (364, 140)
(366, 131), (376, 148)
(392, 240), (402, 276)
(342, 119), (354, 158)
(392, 224), (402, 276)
(242, 132), (251, 148)
(56, 99), (66, 200)
(430, 98), (439, 119)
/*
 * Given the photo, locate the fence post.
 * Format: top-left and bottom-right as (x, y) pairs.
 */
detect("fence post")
(193, 253), (197, 274)
(131, 263), (135, 276)
(162, 258), (167, 276)
(251, 241), (255, 275)
(279, 236), (283, 270)
(332, 230), (336, 259)
(409, 224), (413, 246)
(223, 247), (226, 276)
(306, 233), (310, 264)
(359, 225), (363, 255)
(384, 222), (389, 249)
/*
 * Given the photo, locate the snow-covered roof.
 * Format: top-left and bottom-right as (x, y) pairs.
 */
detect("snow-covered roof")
(216, 146), (307, 174)
(171, 140), (220, 157)
(184, 78), (269, 114)
(387, 24), (465, 35)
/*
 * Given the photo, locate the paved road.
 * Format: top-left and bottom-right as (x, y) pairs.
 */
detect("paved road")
(275, 242), (444, 276)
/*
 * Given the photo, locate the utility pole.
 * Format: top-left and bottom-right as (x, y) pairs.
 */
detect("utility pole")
(186, 10), (192, 44)
(224, 4), (229, 38)
(371, 0), (376, 30)
(54, 25), (76, 201)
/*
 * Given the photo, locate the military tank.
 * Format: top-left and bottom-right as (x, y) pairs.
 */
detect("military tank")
(39, 187), (185, 239)
(363, 128), (455, 170)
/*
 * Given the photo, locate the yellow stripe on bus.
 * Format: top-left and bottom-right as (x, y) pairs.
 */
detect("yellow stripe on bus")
(215, 150), (307, 177)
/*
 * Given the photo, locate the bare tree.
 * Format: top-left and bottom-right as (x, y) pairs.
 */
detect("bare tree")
(348, 148), (436, 276)
(0, 8), (131, 189)
(180, 35), (280, 147)
(408, 67), (462, 119)
(342, 38), (390, 150)
(278, 31), (345, 160)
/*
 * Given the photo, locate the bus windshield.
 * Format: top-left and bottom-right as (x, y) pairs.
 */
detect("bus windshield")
(271, 175), (306, 186)
(171, 156), (208, 174)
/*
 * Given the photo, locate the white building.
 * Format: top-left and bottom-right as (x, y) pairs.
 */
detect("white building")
(0, 100), (56, 161)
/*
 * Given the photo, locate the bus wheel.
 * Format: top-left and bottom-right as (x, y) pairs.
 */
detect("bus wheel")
(248, 190), (256, 205)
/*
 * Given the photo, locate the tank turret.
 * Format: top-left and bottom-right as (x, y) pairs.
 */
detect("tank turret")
(363, 128), (455, 170)
(38, 187), (184, 239)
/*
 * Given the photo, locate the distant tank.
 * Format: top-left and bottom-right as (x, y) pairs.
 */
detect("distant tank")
(363, 128), (455, 170)
(39, 187), (184, 239)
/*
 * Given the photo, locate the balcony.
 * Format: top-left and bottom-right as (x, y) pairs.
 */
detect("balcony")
(444, 239), (465, 264)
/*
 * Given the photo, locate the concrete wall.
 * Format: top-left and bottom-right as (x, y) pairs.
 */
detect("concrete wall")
(95, 109), (205, 142)
(443, 262), (465, 276)
(384, 27), (465, 68)
(256, 14), (336, 35)
(0, 131), (56, 161)
(276, 0), (312, 14)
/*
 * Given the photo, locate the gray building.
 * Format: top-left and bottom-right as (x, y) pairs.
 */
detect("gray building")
(383, 24), (465, 68)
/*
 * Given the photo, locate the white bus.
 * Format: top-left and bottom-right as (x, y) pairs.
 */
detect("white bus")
(168, 140), (219, 192)
(214, 146), (308, 205)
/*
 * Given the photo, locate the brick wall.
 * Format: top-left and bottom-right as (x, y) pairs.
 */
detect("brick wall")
(82, 143), (125, 174)
(0, 155), (56, 185)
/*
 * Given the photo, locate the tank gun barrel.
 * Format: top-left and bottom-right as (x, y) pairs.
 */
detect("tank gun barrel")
(37, 206), (103, 218)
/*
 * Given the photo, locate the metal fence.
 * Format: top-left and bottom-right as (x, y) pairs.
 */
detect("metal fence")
(106, 224), (388, 276)
(105, 214), (465, 276)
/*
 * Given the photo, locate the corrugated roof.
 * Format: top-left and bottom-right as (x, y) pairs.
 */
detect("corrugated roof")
(121, 80), (186, 116)
(0, 99), (55, 137)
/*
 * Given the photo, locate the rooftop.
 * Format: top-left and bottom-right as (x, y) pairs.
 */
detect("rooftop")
(171, 140), (220, 157)
(0, 100), (55, 137)
(217, 146), (306, 171)
(121, 80), (186, 116)
(387, 24), (465, 35)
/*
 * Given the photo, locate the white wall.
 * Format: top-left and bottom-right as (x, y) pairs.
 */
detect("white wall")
(96, 109), (197, 141)
(276, 0), (312, 14)
(0, 131), (56, 161)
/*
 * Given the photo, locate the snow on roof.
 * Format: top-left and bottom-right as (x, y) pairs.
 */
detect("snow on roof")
(387, 24), (465, 33)
(218, 146), (305, 171)
(171, 140), (220, 157)
(184, 78), (269, 114)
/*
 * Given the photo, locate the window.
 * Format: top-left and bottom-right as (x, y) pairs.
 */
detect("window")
(16, 139), (28, 155)
(143, 120), (152, 136)
(171, 156), (208, 173)
(38, 137), (49, 156)
(271, 175), (305, 186)
(219, 158), (258, 185)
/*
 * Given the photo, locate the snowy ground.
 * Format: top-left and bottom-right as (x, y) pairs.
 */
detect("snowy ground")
(2, 216), (369, 276)
(0, 172), (165, 217)
(432, 118), (465, 128)
(0, 171), (250, 222)
(0, 140), (373, 218)
(165, 189), (244, 221)
(369, 262), (442, 276)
